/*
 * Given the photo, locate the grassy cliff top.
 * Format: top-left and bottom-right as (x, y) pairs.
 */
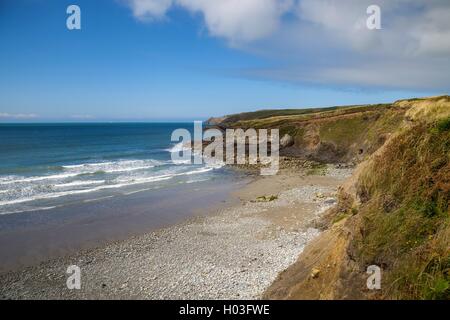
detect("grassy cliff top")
(209, 95), (450, 128)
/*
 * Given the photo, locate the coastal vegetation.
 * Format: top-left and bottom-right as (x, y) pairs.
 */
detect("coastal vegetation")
(211, 96), (450, 300)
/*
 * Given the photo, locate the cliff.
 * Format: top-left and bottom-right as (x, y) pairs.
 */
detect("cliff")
(217, 96), (450, 299)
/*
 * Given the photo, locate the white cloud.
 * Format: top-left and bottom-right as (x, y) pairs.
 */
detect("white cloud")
(177, 0), (293, 43)
(125, 0), (173, 20)
(411, 5), (450, 55)
(125, 0), (293, 42)
(123, 0), (450, 91)
(294, 0), (450, 57)
(0, 113), (38, 119)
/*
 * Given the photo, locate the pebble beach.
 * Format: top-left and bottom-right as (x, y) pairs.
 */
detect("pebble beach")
(0, 166), (352, 299)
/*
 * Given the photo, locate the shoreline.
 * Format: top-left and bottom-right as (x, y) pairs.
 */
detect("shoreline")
(0, 165), (353, 299)
(0, 171), (247, 273)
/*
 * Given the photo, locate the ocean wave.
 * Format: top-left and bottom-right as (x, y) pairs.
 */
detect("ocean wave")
(0, 159), (165, 185)
(122, 188), (152, 196)
(63, 159), (164, 172)
(0, 166), (215, 208)
(170, 159), (192, 165)
(62, 162), (115, 169)
(184, 167), (213, 175)
(205, 162), (225, 169)
(61, 159), (157, 169)
(166, 142), (191, 153)
(53, 180), (105, 188)
(0, 172), (84, 185)
(185, 178), (209, 184)
(0, 205), (59, 216)
(82, 195), (115, 203)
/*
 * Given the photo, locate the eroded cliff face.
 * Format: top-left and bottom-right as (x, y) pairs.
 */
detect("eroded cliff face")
(263, 96), (450, 300)
(211, 101), (413, 164)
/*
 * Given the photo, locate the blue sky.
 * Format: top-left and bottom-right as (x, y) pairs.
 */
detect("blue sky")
(0, 0), (447, 122)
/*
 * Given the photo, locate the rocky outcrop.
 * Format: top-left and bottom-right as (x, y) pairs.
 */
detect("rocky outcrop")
(280, 134), (294, 148)
(205, 116), (228, 126)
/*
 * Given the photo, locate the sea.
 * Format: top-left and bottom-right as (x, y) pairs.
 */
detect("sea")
(0, 123), (247, 270)
(0, 123), (226, 216)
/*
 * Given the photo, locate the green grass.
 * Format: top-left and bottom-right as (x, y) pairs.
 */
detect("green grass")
(354, 119), (450, 299)
(222, 106), (345, 124)
(431, 117), (450, 134)
(319, 115), (369, 148)
(223, 103), (392, 129)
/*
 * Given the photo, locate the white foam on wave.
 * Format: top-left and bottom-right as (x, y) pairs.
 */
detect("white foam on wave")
(185, 178), (209, 184)
(122, 188), (152, 196)
(171, 159), (192, 165)
(0, 172), (83, 185)
(63, 159), (164, 173)
(184, 167), (213, 175)
(62, 162), (116, 169)
(166, 142), (191, 153)
(63, 159), (163, 170)
(205, 162), (225, 169)
(113, 167), (213, 185)
(54, 180), (105, 188)
(82, 195), (115, 203)
(0, 205), (59, 216)
(92, 165), (156, 174)
(0, 166), (215, 208)
(0, 159), (164, 185)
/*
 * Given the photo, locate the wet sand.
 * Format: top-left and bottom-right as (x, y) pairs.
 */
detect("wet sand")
(0, 166), (352, 299)
(0, 175), (247, 273)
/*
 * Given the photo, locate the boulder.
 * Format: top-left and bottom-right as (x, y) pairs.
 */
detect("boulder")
(280, 134), (295, 148)
(310, 268), (321, 279)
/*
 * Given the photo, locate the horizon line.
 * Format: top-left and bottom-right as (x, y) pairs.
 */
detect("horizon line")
(0, 120), (209, 124)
